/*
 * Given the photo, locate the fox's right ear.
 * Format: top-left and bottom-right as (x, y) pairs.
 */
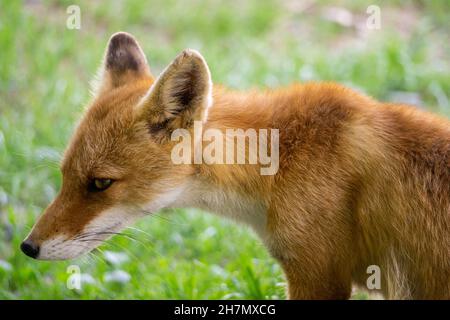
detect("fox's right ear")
(92, 32), (152, 95)
(136, 49), (212, 141)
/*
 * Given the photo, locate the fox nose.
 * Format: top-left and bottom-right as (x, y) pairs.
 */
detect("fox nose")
(20, 240), (40, 259)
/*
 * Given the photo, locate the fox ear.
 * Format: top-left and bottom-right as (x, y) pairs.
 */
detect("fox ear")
(138, 49), (212, 139)
(93, 32), (151, 95)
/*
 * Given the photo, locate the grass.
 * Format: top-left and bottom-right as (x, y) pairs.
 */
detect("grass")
(0, 0), (449, 299)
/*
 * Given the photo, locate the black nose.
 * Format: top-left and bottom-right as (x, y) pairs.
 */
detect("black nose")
(20, 240), (40, 259)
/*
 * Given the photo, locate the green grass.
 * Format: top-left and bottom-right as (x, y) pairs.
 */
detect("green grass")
(0, 0), (448, 299)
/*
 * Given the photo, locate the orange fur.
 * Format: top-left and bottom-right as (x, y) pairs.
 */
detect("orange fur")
(24, 32), (449, 299)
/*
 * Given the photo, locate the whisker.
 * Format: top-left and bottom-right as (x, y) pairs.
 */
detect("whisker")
(77, 238), (107, 243)
(126, 226), (155, 242)
(140, 209), (185, 226)
(70, 243), (102, 266)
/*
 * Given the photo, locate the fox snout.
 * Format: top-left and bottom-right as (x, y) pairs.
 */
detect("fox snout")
(22, 198), (133, 260)
(21, 199), (60, 260)
(20, 239), (40, 259)
(20, 196), (85, 260)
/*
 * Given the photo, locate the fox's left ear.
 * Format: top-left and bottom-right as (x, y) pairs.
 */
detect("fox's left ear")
(93, 32), (151, 95)
(137, 49), (212, 140)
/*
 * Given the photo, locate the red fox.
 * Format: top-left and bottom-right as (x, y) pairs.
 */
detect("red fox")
(22, 32), (449, 299)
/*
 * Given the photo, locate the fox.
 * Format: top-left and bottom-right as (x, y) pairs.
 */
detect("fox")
(22, 32), (449, 299)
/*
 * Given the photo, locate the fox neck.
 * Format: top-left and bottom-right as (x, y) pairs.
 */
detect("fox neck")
(171, 176), (269, 237)
(167, 87), (274, 237)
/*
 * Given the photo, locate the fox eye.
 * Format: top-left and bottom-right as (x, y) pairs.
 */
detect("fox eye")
(89, 178), (113, 192)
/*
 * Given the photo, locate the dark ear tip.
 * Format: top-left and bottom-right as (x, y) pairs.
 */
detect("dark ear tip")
(106, 32), (145, 72)
(109, 32), (138, 47)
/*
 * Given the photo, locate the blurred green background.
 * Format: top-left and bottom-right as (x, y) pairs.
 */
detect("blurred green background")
(0, 0), (449, 299)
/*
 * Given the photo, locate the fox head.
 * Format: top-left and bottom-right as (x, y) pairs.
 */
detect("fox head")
(21, 32), (212, 260)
